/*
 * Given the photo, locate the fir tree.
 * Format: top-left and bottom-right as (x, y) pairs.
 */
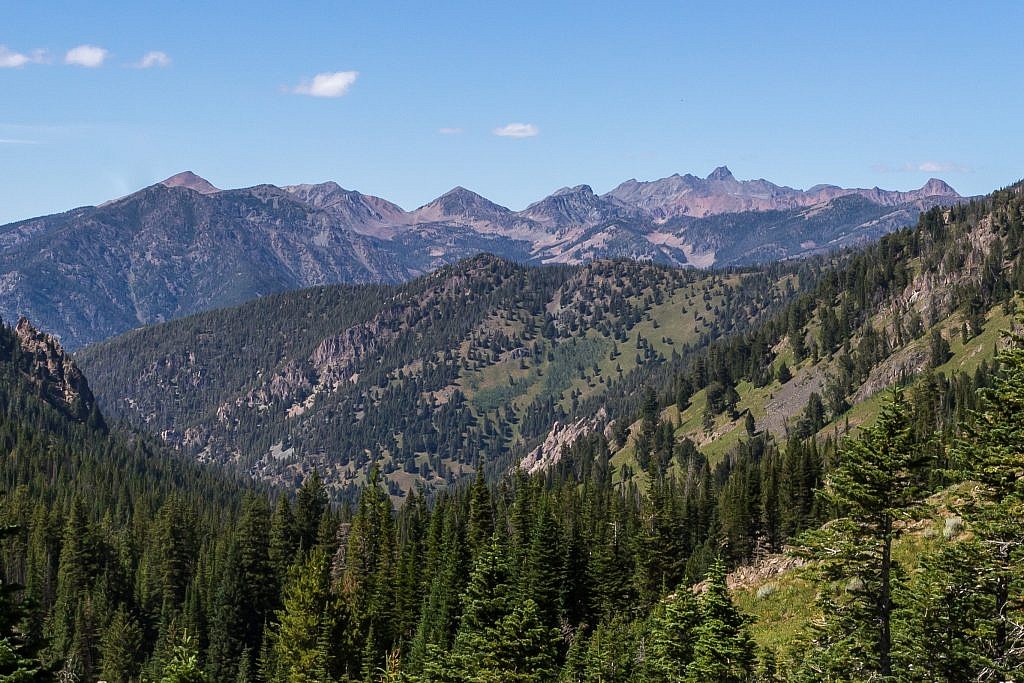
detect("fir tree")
(271, 549), (338, 683)
(893, 539), (993, 681)
(794, 389), (929, 680)
(161, 630), (208, 683)
(644, 584), (699, 681)
(685, 558), (755, 683)
(952, 323), (1024, 678)
(98, 604), (142, 683)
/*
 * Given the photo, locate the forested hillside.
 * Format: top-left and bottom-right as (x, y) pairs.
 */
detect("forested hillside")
(77, 257), (801, 501)
(3, 271), (1024, 681)
(1, 181), (1021, 682)
(79, 182), (1024, 509)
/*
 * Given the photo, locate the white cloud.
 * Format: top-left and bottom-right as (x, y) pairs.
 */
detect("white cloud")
(292, 71), (359, 97)
(874, 160), (970, 174)
(910, 160), (968, 173)
(65, 44), (108, 68)
(439, 127), (463, 135)
(493, 122), (538, 138)
(136, 51), (171, 68)
(0, 46), (46, 68)
(0, 138), (39, 144)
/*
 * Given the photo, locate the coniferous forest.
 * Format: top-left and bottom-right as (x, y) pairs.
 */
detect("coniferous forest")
(2, 183), (1024, 682)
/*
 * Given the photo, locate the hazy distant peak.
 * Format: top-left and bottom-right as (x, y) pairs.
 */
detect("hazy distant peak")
(921, 178), (958, 196)
(283, 180), (346, 193)
(427, 186), (507, 210)
(706, 165), (735, 181)
(552, 184), (595, 197)
(160, 171), (220, 195)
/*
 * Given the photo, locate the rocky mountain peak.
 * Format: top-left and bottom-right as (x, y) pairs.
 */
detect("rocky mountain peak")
(13, 318), (102, 426)
(921, 178), (959, 197)
(282, 182), (407, 228)
(707, 165), (735, 181)
(552, 184), (596, 197)
(420, 187), (510, 217)
(520, 183), (634, 230)
(160, 171), (220, 195)
(438, 186), (485, 202)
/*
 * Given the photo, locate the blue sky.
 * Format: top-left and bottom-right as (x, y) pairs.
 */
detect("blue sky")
(1, 1), (1021, 224)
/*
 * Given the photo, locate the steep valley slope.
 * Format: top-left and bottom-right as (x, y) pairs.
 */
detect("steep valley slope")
(75, 179), (1023, 503)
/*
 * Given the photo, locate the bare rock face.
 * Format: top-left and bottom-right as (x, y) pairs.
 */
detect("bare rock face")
(282, 182), (406, 234)
(12, 317), (101, 425)
(519, 407), (609, 474)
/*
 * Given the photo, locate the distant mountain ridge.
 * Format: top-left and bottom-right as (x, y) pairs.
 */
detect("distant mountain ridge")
(0, 166), (964, 347)
(604, 165), (959, 218)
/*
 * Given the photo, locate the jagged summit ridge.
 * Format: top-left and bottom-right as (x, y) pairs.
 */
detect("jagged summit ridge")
(604, 167), (961, 218)
(0, 165), (967, 347)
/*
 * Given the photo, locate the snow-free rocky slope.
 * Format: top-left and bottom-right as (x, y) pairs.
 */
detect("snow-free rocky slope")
(0, 167), (962, 347)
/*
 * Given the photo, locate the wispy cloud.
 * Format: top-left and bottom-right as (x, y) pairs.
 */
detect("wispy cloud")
(291, 71), (359, 97)
(65, 44), (108, 68)
(135, 51), (171, 69)
(911, 161), (969, 173)
(493, 122), (539, 138)
(0, 138), (40, 145)
(873, 160), (971, 174)
(0, 45), (47, 68)
(439, 127), (463, 135)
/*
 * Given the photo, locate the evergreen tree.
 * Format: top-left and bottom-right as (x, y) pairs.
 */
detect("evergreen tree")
(294, 472), (328, 553)
(98, 604), (142, 683)
(523, 499), (562, 629)
(952, 324), (1024, 678)
(893, 540), (993, 681)
(467, 470), (494, 557)
(161, 630), (209, 683)
(0, 526), (50, 681)
(271, 549), (338, 683)
(432, 536), (559, 682)
(580, 615), (639, 683)
(777, 362), (792, 385)
(685, 558), (755, 683)
(794, 389), (928, 680)
(644, 584), (699, 681)
(269, 496), (299, 586)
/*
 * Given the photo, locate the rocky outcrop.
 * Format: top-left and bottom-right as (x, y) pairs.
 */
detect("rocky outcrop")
(519, 185), (639, 231)
(11, 317), (102, 425)
(519, 408), (609, 474)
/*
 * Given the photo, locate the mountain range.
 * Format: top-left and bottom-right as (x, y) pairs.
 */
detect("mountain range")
(75, 181), (1022, 503)
(0, 166), (962, 348)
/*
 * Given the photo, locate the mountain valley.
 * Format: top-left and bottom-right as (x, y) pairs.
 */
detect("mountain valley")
(76, 182), (1022, 508)
(2, 178), (1021, 681)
